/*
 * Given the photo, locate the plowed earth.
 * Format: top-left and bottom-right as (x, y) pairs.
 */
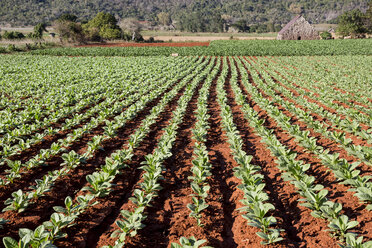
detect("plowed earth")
(0, 56), (370, 248)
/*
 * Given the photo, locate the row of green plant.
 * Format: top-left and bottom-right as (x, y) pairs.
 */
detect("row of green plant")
(247, 56), (372, 166)
(1, 57), (204, 216)
(217, 57), (283, 245)
(105, 57), (216, 247)
(269, 56), (372, 116)
(231, 57), (370, 247)
(186, 59), (219, 227)
(237, 57), (372, 210)
(0, 57), (194, 168)
(250, 56), (372, 146)
(0, 57), (199, 188)
(28, 39), (372, 57)
(246, 57), (371, 146)
(272, 63), (372, 132)
(284, 56), (372, 105)
(0, 55), (176, 131)
(1, 57), (211, 248)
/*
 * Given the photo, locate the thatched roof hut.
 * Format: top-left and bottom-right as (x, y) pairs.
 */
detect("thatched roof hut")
(277, 15), (319, 40)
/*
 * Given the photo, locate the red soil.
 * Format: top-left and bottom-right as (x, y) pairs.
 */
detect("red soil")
(235, 58), (372, 243)
(1, 56), (370, 248)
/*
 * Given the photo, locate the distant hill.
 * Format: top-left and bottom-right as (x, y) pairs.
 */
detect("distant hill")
(0, 0), (368, 27)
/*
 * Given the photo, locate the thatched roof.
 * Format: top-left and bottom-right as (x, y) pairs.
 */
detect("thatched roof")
(278, 15), (301, 35)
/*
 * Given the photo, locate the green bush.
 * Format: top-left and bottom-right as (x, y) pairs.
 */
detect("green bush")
(98, 24), (122, 40)
(320, 31), (333, 40)
(7, 44), (20, 52)
(3, 31), (25, 40)
(83, 12), (122, 40)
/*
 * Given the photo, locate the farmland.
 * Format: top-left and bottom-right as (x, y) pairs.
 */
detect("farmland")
(28, 39), (372, 56)
(0, 54), (371, 248)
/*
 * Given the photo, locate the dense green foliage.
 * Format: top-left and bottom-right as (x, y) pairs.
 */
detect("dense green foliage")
(54, 17), (85, 43)
(29, 39), (372, 56)
(320, 31), (333, 39)
(2, 31), (25, 40)
(82, 12), (122, 40)
(0, 54), (371, 248)
(367, 1), (372, 32)
(337, 9), (368, 36)
(0, 0), (368, 27)
(27, 23), (48, 39)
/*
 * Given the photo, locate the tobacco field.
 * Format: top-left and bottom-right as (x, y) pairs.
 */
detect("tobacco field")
(0, 54), (371, 248)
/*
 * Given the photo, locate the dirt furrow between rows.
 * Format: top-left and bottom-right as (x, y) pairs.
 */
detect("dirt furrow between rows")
(0, 77), (190, 241)
(236, 57), (371, 177)
(242, 56), (371, 148)
(236, 58), (372, 241)
(93, 58), (214, 248)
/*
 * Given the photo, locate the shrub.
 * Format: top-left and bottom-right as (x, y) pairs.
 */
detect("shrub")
(54, 19), (86, 44)
(7, 44), (20, 52)
(320, 31), (332, 40)
(3, 31), (25, 40)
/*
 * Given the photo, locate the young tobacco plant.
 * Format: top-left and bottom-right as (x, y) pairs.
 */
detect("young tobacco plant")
(339, 233), (372, 248)
(187, 197), (209, 227)
(53, 195), (95, 220)
(3, 225), (56, 248)
(171, 236), (212, 248)
(111, 207), (146, 243)
(327, 215), (359, 242)
(3, 189), (31, 213)
(42, 213), (74, 241)
(82, 171), (114, 197)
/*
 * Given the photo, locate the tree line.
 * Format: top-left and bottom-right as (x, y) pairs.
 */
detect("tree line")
(336, 4), (372, 37)
(0, 0), (368, 28)
(1, 1), (371, 43)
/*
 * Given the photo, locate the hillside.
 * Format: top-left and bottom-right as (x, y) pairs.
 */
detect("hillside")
(0, 0), (368, 27)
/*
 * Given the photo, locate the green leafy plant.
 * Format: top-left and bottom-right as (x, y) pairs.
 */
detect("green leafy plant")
(328, 215), (359, 241)
(171, 236), (212, 248)
(111, 207), (146, 243)
(82, 172), (114, 197)
(3, 189), (31, 213)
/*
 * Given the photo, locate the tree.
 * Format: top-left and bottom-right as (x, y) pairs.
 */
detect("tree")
(119, 18), (143, 41)
(177, 12), (206, 32)
(157, 12), (171, 26)
(83, 12), (122, 40)
(266, 22), (275, 32)
(32, 23), (48, 39)
(231, 19), (249, 32)
(209, 14), (224, 32)
(58, 13), (78, 22)
(54, 15), (85, 44)
(26, 23), (48, 39)
(337, 9), (367, 37)
(365, 1), (372, 33)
